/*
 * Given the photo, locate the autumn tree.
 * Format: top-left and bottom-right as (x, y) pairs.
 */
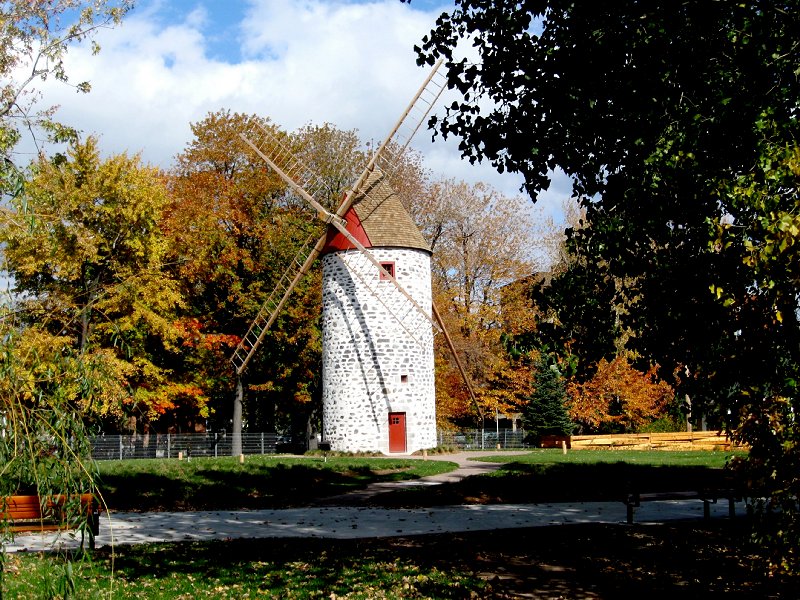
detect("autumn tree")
(164, 114), (374, 443)
(166, 110), (290, 440)
(567, 357), (673, 433)
(0, 5), (132, 587)
(0, 137), (195, 429)
(405, 178), (539, 424)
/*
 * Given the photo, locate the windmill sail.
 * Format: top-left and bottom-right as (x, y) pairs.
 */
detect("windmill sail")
(230, 231), (324, 375)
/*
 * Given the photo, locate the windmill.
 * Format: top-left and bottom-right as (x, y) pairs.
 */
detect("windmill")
(231, 60), (481, 454)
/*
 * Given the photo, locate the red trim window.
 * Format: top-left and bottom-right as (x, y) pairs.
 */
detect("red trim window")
(379, 261), (395, 281)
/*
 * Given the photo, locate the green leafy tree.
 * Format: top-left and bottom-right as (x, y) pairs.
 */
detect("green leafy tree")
(524, 356), (573, 442)
(711, 141), (800, 575)
(416, 1), (800, 572)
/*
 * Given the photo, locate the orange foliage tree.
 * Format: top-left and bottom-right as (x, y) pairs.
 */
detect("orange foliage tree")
(404, 178), (540, 426)
(163, 110), (326, 433)
(567, 357), (673, 432)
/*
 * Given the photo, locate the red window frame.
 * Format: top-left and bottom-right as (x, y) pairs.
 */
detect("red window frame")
(379, 261), (395, 281)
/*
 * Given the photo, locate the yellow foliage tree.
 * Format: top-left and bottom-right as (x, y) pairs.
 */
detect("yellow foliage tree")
(1, 137), (195, 427)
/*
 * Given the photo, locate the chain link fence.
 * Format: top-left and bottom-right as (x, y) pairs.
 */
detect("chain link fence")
(88, 429), (528, 461)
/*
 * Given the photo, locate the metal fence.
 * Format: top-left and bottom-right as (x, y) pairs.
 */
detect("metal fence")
(437, 429), (527, 450)
(88, 429), (527, 461)
(89, 432), (278, 461)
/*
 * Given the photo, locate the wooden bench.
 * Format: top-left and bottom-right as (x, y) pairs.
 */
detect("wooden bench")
(1, 494), (100, 549)
(624, 489), (741, 524)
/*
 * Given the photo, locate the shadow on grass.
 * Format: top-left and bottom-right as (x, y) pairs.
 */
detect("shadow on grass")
(38, 522), (790, 599)
(99, 463), (404, 512)
(368, 460), (737, 507)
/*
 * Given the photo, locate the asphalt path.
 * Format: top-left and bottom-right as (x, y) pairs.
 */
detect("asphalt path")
(3, 452), (745, 553)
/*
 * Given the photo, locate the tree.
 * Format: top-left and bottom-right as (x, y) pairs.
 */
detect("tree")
(0, 316), (100, 495)
(164, 114), (371, 442)
(0, 3), (131, 589)
(406, 178), (539, 424)
(567, 357), (674, 433)
(1, 137), (190, 429)
(165, 110), (297, 440)
(711, 141), (800, 575)
(415, 0), (800, 573)
(0, 1), (131, 170)
(523, 355), (573, 442)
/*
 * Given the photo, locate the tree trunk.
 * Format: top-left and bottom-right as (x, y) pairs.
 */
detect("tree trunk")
(232, 375), (243, 456)
(685, 394), (692, 433)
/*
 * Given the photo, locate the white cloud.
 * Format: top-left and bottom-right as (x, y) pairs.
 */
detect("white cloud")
(30, 0), (572, 222)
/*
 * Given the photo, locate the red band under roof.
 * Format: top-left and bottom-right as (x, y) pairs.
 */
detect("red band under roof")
(322, 206), (372, 253)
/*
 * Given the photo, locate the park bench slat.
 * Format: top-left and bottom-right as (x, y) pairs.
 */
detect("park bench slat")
(1, 493), (99, 549)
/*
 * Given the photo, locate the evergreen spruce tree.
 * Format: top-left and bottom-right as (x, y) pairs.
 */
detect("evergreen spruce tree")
(524, 356), (574, 443)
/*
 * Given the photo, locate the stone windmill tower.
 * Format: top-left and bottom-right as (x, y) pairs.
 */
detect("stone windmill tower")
(231, 61), (480, 454)
(320, 170), (435, 452)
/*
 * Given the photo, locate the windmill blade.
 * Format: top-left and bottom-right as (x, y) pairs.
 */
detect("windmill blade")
(230, 231), (325, 375)
(333, 58), (447, 219)
(240, 123), (343, 217)
(232, 59), (448, 373)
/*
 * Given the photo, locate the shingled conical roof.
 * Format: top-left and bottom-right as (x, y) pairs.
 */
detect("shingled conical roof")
(322, 169), (430, 254)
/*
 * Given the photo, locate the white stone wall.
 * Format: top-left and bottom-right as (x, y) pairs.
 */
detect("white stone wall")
(321, 247), (436, 453)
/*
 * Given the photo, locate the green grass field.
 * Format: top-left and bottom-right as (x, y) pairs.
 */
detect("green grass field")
(476, 447), (741, 467)
(368, 448), (745, 507)
(95, 455), (457, 511)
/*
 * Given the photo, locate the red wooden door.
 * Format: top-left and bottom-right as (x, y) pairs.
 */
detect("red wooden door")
(388, 412), (407, 453)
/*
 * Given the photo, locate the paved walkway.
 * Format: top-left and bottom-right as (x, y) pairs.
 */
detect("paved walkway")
(319, 450), (530, 503)
(3, 452), (744, 553)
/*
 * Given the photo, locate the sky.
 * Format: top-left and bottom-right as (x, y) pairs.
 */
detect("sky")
(24, 0), (572, 253)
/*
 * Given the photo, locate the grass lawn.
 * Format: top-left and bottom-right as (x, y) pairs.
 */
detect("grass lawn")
(95, 455), (457, 512)
(363, 449), (746, 507)
(3, 523), (790, 598)
(474, 448), (740, 467)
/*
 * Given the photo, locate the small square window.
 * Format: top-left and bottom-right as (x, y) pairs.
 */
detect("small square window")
(400, 374), (409, 384)
(379, 261), (395, 281)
